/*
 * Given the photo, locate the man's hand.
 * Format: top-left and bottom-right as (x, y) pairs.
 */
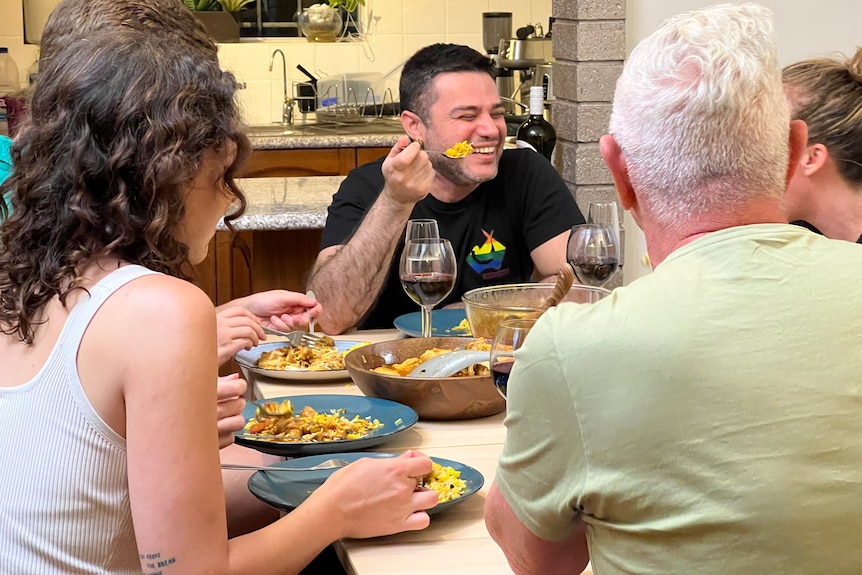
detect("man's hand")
(380, 136), (436, 207)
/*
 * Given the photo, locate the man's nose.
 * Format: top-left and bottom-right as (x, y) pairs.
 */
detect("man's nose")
(475, 113), (501, 137)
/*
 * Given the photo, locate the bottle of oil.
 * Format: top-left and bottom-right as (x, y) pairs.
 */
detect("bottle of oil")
(0, 48), (21, 137)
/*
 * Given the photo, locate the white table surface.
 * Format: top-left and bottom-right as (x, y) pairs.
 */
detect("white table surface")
(247, 330), (592, 575)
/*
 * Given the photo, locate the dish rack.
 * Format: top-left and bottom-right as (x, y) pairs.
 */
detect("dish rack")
(294, 81), (399, 121)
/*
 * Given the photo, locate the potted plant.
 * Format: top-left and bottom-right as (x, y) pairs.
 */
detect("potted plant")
(185, 0), (254, 43)
(297, 0), (365, 42)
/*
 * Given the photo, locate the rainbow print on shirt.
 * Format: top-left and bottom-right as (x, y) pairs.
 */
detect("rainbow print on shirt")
(466, 229), (508, 278)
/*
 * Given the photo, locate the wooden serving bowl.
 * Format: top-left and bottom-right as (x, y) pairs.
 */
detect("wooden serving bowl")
(344, 337), (504, 421)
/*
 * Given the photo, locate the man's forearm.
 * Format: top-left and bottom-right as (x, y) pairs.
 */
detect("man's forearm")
(308, 193), (414, 334)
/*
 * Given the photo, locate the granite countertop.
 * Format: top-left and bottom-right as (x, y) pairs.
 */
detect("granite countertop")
(247, 131), (401, 150)
(218, 176), (345, 231)
(244, 116), (404, 150)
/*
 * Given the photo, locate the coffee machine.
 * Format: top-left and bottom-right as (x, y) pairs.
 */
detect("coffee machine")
(483, 13), (554, 115)
(482, 12), (516, 111)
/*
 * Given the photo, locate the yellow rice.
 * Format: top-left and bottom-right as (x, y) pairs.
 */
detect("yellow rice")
(421, 462), (467, 503)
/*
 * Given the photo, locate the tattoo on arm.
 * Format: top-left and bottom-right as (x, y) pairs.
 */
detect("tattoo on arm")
(140, 552), (177, 574)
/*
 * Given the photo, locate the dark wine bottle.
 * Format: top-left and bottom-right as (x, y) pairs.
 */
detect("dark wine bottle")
(515, 85), (556, 161)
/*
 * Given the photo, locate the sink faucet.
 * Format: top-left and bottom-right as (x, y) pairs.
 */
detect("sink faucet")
(269, 49), (294, 125)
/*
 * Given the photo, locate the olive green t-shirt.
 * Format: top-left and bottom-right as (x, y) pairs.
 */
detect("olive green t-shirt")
(497, 224), (862, 574)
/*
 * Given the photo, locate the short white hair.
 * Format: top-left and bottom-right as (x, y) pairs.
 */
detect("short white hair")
(609, 3), (790, 225)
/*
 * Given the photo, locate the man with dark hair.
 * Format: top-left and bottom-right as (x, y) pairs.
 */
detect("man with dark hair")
(308, 43), (585, 333)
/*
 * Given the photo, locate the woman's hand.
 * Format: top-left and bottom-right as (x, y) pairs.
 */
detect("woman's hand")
(215, 306), (266, 366)
(216, 373), (247, 448)
(309, 450), (439, 539)
(225, 290), (322, 332)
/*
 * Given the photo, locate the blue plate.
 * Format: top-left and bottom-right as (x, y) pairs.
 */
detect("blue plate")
(235, 340), (367, 382)
(234, 394), (418, 457)
(393, 309), (470, 338)
(247, 452), (484, 515)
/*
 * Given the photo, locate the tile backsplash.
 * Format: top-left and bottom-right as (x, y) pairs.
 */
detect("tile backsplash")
(1, 0), (550, 125)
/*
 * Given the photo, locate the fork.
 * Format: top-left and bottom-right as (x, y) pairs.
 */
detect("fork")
(400, 139), (475, 159)
(262, 327), (328, 347)
(221, 458), (349, 472)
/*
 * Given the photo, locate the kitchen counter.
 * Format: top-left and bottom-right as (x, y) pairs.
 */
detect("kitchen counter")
(244, 116), (404, 150)
(247, 131), (401, 150)
(219, 176), (345, 231)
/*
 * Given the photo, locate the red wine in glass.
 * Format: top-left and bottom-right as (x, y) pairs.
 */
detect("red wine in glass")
(570, 258), (619, 287)
(399, 238), (457, 338)
(491, 359), (514, 398)
(401, 272), (456, 307)
(489, 318), (536, 399)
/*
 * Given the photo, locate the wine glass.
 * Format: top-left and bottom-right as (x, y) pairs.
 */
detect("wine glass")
(587, 201), (621, 247)
(399, 238), (457, 338)
(567, 223), (619, 287)
(490, 318), (536, 399)
(405, 219), (440, 242)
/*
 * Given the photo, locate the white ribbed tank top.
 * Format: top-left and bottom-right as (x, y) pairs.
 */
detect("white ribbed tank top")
(0, 265), (157, 573)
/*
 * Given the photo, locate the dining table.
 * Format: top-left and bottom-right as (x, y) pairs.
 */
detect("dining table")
(245, 329), (594, 575)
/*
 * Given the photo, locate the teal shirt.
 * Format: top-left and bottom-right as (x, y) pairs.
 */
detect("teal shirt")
(0, 135), (11, 212)
(498, 224), (862, 574)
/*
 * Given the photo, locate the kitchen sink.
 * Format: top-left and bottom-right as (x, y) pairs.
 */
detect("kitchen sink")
(244, 116), (405, 138)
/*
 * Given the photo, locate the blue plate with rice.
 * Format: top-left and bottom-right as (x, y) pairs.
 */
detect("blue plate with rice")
(234, 394), (418, 457)
(247, 452), (484, 515)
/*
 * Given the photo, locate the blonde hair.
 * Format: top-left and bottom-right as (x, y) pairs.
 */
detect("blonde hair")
(783, 48), (862, 187)
(609, 3), (790, 225)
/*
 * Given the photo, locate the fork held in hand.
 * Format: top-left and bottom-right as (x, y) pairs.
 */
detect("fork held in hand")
(221, 458), (349, 472)
(262, 327), (327, 347)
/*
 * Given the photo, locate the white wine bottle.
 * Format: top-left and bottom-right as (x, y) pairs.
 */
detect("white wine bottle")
(515, 85), (556, 161)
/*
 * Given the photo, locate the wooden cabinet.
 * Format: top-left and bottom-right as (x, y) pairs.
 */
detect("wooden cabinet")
(237, 147), (388, 178)
(194, 145), (389, 305)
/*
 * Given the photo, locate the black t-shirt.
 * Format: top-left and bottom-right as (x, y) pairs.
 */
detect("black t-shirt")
(321, 149), (585, 329)
(790, 220), (862, 244)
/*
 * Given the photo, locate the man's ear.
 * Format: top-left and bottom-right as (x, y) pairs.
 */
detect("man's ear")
(599, 134), (636, 211)
(786, 119), (810, 186)
(400, 110), (425, 141)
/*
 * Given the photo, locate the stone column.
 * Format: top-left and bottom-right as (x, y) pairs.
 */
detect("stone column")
(551, 0), (626, 284)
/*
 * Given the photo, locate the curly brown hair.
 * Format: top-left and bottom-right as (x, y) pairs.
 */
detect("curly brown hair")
(0, 29), (250, 343)
(39, 0), (217, 66)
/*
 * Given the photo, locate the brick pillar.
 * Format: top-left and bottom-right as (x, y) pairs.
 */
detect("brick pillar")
(551, 0), (626, 285)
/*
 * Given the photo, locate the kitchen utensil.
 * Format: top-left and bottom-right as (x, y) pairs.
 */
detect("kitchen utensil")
(407, 139), (475, 159)
(462, 282), (611, 339)
(221, 458), (349, 472)
(410, 266), (572, 378)
(306, 290), (316, 333)
(482, 12), (512, 55)
(530, 264), (575, 318)
(345, 337), (504, 420)
(262, 327), (329, 347)
(407, 349), (490, 378)
(247, 452), (484, 515)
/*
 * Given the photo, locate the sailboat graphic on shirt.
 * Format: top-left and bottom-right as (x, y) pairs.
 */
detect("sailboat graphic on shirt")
(466, 229), (507, 275)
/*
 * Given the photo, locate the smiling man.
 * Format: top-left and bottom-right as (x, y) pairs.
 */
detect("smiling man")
(308, 43), (584, 333)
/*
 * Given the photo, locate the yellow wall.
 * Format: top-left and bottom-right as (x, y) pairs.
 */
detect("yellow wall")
(1, 0), (550, 125)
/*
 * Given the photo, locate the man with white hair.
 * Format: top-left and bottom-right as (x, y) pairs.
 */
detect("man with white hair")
(485, 4), (862, 574)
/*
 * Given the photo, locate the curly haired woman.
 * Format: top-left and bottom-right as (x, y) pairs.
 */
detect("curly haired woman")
(0, 27), (436, 575)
